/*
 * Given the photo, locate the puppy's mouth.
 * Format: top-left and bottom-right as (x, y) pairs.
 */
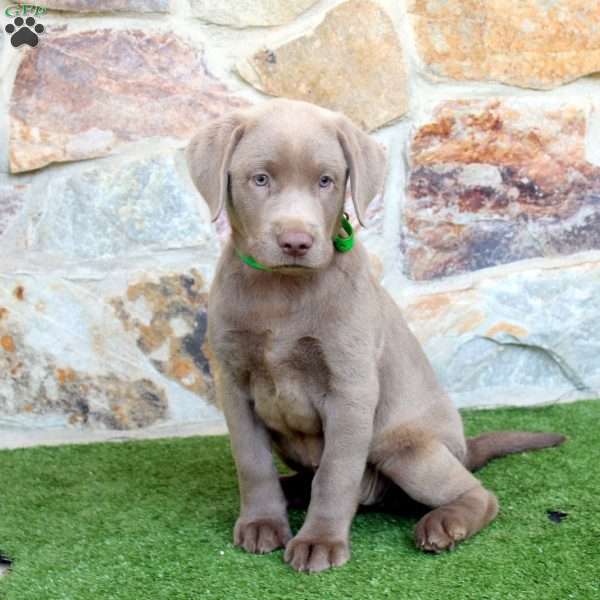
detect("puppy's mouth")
(271, 253), (314, 271)
(273, 263), (313, 272)
(270, 249), (333, 272)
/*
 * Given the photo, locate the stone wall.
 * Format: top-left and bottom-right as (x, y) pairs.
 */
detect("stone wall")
(1, 0), (599, 436)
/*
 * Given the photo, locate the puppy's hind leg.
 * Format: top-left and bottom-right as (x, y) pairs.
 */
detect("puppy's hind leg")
(371, 431), (498, 552)
(280, 466), (389, 511)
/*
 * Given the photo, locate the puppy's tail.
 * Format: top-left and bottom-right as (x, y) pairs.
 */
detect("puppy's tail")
(466, 431), (566, 472)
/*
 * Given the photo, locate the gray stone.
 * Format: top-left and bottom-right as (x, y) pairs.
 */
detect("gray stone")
(190, 0), (318, 27)
(108, 269), (217, 406)
(0, 176), (29, 238)
(22, 151), (219, 260)
(0, 266), (221, 430)
(400, 257), (600, 408)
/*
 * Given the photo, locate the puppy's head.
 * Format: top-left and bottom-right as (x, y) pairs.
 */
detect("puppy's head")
(186, 99), (386, 272)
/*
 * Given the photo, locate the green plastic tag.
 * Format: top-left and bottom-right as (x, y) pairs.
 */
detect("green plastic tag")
(333, 213), (354, 253)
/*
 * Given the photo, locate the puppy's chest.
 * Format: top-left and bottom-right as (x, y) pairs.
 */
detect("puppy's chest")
(222, 330), (331, 435)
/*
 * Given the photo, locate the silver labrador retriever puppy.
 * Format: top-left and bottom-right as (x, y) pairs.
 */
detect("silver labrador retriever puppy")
(186, 99), (564, 572)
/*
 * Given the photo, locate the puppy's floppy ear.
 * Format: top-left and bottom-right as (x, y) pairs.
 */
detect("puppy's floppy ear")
(336, 116), (386, 227)
(185, 113), (245, 222)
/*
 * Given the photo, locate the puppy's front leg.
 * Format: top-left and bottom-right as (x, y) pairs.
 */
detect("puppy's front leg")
(284, 380), (377, 573)
(218, 368), (292, 554)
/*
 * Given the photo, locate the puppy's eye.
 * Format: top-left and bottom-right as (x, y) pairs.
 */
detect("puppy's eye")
(252, 173), (269, 187)
(319, 175), (333, 189)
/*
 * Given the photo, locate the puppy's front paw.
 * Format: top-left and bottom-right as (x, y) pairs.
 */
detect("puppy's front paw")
(284, 535), (350, 572)
(234, 516), (292, 554)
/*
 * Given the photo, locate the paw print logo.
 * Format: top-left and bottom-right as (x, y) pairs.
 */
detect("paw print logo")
(5, 16), (44, 48)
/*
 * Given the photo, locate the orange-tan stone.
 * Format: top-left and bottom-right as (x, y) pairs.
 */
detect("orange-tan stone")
(9, 30), (247, 173)
(237, 0), (408, 131)
(404, 98), (600, 280)
(409, 0), (600, 88)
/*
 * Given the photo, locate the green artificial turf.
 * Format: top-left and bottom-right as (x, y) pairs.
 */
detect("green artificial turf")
(1, 400), (599, 600)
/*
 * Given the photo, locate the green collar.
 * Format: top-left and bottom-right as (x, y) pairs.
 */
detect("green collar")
(235, 213), (354, 272)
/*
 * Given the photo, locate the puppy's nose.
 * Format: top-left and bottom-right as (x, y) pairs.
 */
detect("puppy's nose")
(277, 231), (314, 257)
